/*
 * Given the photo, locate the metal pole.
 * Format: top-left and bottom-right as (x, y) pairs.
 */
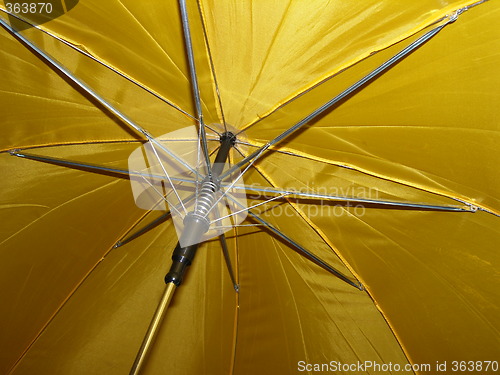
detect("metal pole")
(0, 8), (196, 120)
(0, 16), (202, 179)
(129, 283), (177, 375)
(223, 19), (455, 180)
(178, 0), (213, 176)
(225, 194), (364, 290)
(129, 132), (236, 374)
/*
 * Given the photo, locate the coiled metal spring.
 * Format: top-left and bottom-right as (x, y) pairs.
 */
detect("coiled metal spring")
(195, 180), (218, 218)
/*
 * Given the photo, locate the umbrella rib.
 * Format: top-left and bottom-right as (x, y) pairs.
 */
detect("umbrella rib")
(147, 141), (188, 215)
(225, 18), (456, 179)
(210, 192), (291, 225)
(9, 144), (223, 212)
(224, 183), (474, 213)
(231, 148), (366, 291)
(178, 0), (213, 177)
(0, 139), (217, 155)
(242, 156), (371, 294)
(113, 196), (171, 248)
(229, 146), (475, 213)
(225, 194), (363, 290)
(273, 148), (497, 216)
(156, 138), (219, 142)
(115, 210), (171, 248)
(1, 140), (143, 154)
(0, 8), (197, 122)
(115, 190), (198, 248)
(9, 150), (199, 185)
(0, 16), (203, 180)
(221, 148), (240, 292)
(234, 143), (490, 214)
(195, 0), (228, 133)
(211, 201), (238, 291)
(139, 175), (184, 218)
(219, 232), (239, 292)
(235, 3), (486, 137)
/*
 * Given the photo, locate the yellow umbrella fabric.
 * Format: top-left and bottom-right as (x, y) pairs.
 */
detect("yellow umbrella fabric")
(0, 1), (499, 374)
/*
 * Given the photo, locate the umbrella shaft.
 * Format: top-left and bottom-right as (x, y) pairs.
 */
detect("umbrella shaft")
(129, 283), (177, 375)
(134, 131), (235, 375)
(212, 132), (236, 176)
(164, 132), (235, 286)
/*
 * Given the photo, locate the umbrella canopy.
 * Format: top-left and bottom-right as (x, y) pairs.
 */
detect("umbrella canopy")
(1, 1), (499, 374)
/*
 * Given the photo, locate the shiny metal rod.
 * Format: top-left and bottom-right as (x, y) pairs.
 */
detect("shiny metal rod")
(0, 8), (197, 121)
(221, 184), (473, 213)
(0, 16), (201, 178)
(115, 211), (171, 248)
(195, 0), (228, 133)
(212, 203), (238, 291)
(129, 283), (177, 375)
(226, 195), (363, 290)
(128, 132), (236, 374)
(178, 0), (212, 176)
(219, 233), (239, 292)
(224, 20), (454, 180)
(9, 151), (197, 184)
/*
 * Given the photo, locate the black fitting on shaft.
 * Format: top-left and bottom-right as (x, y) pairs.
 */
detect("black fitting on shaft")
(164, 214), (210, 286)
(212, 132), (236, 178)
(164, 242), (198, 286)
(219, 131), (236, 146)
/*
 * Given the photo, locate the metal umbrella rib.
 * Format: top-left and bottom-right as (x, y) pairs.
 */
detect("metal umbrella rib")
(195, 0), (228, 133)
(0, 15), (202, 180)
(178, 0), (212, 177)
(225, 194), (364, 290)
(10, 150), (476, 215)
(225, 17), (457, 179)
(115, 210), (171, 249)
(235, 142), (497, 216)
(217, 229), (239, 292)
(0, 8), (197, 122)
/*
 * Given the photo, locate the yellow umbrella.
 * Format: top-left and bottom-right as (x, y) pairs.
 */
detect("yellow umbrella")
(1, 1), (499, 374)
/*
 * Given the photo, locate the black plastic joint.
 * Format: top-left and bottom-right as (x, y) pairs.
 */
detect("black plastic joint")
(164, 242), (199, 286)
(219, 131), (236, 145)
